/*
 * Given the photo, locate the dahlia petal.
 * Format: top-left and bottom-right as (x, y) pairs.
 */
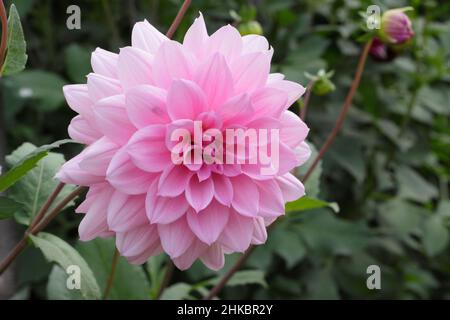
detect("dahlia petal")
(278, 142), (302, 175)
(217, 93), (254, 126)
(230, 175), (259, 217)
(127, 125), (170, 172)
(242, 34), (269, 54)
(219, 209), (253, 253)
(87, 73), (122, 101)
(132, 19), (168, 54)
(230, 52), (270, 94)
(183, 12), (209, 58)
(267, 79), (305, 108)
(91, 48), (119, 78)
(294, 142), (311, 166)
(158, 216), (195, 258)
(118, 47), (153, 89)
(116, 224), (159, 257)
(194, 53), (234, 110)
(212, 174), (233, 206)
(200, 243), (225, 271)
(267, 73), (285, 83)
(79, 137), (119, 176)
(107, 191), (147, 233)
(106, 147), (158, 195)
(56, 152), (105, 186)
(172, 239), (208, 270)
(280, 111), (310, 148)
(63, 84), (94, 119)
(126, 243), (163, 265)
(93, 95), (136, 145)
(78, 183), (114, 241)
(153, 41), (195, 89)
(68, 115), (102, 145)
(167, 79), (207, 120)
(276, 173), (305, 202)
(186, 201), (229, 245)
(256, 180), (284, 218)
(126, 85), (169, 128)
(208, 25), (242, 62)
(251, 217), (267, 245)
(185, 175), (214, 212)
(158, 165), (194, 197)
(146, 180), (189, 224)
(251, 87), (288, 118)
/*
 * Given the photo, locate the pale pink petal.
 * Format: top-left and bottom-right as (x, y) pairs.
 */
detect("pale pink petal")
(230, 175), (259, 217)
(116, 224), (159, 257)
(63, 85), (94, 120)
(152, 41), (195, 89)
(91, 48), (119, 78)
(183, 12), (209, 58)
(230, 52), (270, 94)
(127, 124), (170, 173)
(79, 137), (119, 176)
(256, 180), (284, 218)
(158, 216), (195, 258)
(251, 217), (267, 245)
(56, 151), (105, 186)
(118, 47), (153, 89)
(251, 87), (288, 118)
(107, 191), (147, 232)
(172, 239), (208, 270)
(242, 35), (269, 54)
(276, 173), (305, 202)
(200, 243), (225, 270)
(219, 209), (253, 252)
(166, 79), (207, 120)
(280, 111), (310, 148)
(132, 19), (168, 54)
(208, 25), (242, 62)
(216, 93), (254, 126)
(126, 85), (169, 128)
(146, 180), (189, 224)
(93, 95), (136, 145)
(212, 174), (233, 206)
(294, 142), (311, 166)
(158, 165), (194, 197)
(68, 116), (102, 145)
(194, 53), (233, 110)
(186, 201), (229, 245)
(106, 147), (158, 195)
(267, 79), (305, 108)
(87, 73), (122, 101)
(185, 175), (214, 212)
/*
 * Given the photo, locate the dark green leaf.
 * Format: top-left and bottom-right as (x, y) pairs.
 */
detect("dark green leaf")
(0, 196), (22, 219)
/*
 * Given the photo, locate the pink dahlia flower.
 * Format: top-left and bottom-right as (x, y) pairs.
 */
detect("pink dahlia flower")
(57, 14), (310, 270)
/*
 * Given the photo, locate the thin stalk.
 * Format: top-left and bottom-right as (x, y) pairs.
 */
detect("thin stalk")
(166, 0), (191, 39)
(103, 248), (120, 300)
(0, 0), (8, 68)
(300, 80), (315, 121)
(157, 261), (175, 299)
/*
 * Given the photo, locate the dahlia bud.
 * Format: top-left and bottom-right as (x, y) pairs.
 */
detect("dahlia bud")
(379, 7), (414, 44)
(369, 37), (397, 62)
(238, 20), (263, 36)
(305, 69), (335, 96)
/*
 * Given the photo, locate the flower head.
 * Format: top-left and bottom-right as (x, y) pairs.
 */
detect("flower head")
(379, 7), (414, 44)
(57, 14), (310, 270)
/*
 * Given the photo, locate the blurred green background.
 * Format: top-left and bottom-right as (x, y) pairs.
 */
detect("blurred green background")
(1, 0), (450, 299)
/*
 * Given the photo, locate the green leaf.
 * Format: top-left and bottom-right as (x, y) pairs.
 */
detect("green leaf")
(286, 196), (339, 213)
(0, 196), (22, 219)
(0, 139), (74, 193)
(4, 141), (77, 225)
(270, 228), (307, 268)
(76, 238), (151, 300)
(423, 215), (449, 257)
(160, 283), (192, 300)
(396, 166), (438, 203)
(146, 254), (168, 299)
(209, 270), (267, 288)
(64, 44), (92, 83)
(30, 232), (101, 300)
(6, 70), (67, 111)
(47, 266), (83, 300)
(1, 4), (27, 76)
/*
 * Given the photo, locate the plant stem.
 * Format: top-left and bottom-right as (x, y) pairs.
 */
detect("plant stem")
(300, 80), (315, 120)
(204, 39), (373, 300)
(28, 182), (65, 231)
(166, 0), (191, 39)
(157, 261), (174, 299)
(103, 248), (120, 300)
(0, 0), (8, 69)
(302, 39), (373, 182)
(0, 186), (85, 275)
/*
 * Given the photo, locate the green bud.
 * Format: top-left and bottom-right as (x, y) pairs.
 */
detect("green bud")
(238, 21), (263, 36)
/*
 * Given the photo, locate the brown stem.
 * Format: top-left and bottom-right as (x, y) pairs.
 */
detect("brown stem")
(28, 182), (65, 231)
(204, 246), (255, 300)
(103, 248), (120, 300)
(0, 186), (85, 274)
(302, 39), (372, 182)
(0, 0), (7, 69)
(165, 0), (191, 39)
(157, 260), (175, 299)
(300, 80), (315, 121)
(204, 39), (373, 300)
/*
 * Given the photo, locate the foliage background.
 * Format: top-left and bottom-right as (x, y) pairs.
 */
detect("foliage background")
(1, 0), (450, 299)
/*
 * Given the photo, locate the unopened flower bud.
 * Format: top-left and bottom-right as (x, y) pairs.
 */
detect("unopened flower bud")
(379, 7), (414, 44)
(238, 21), (263, 36)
